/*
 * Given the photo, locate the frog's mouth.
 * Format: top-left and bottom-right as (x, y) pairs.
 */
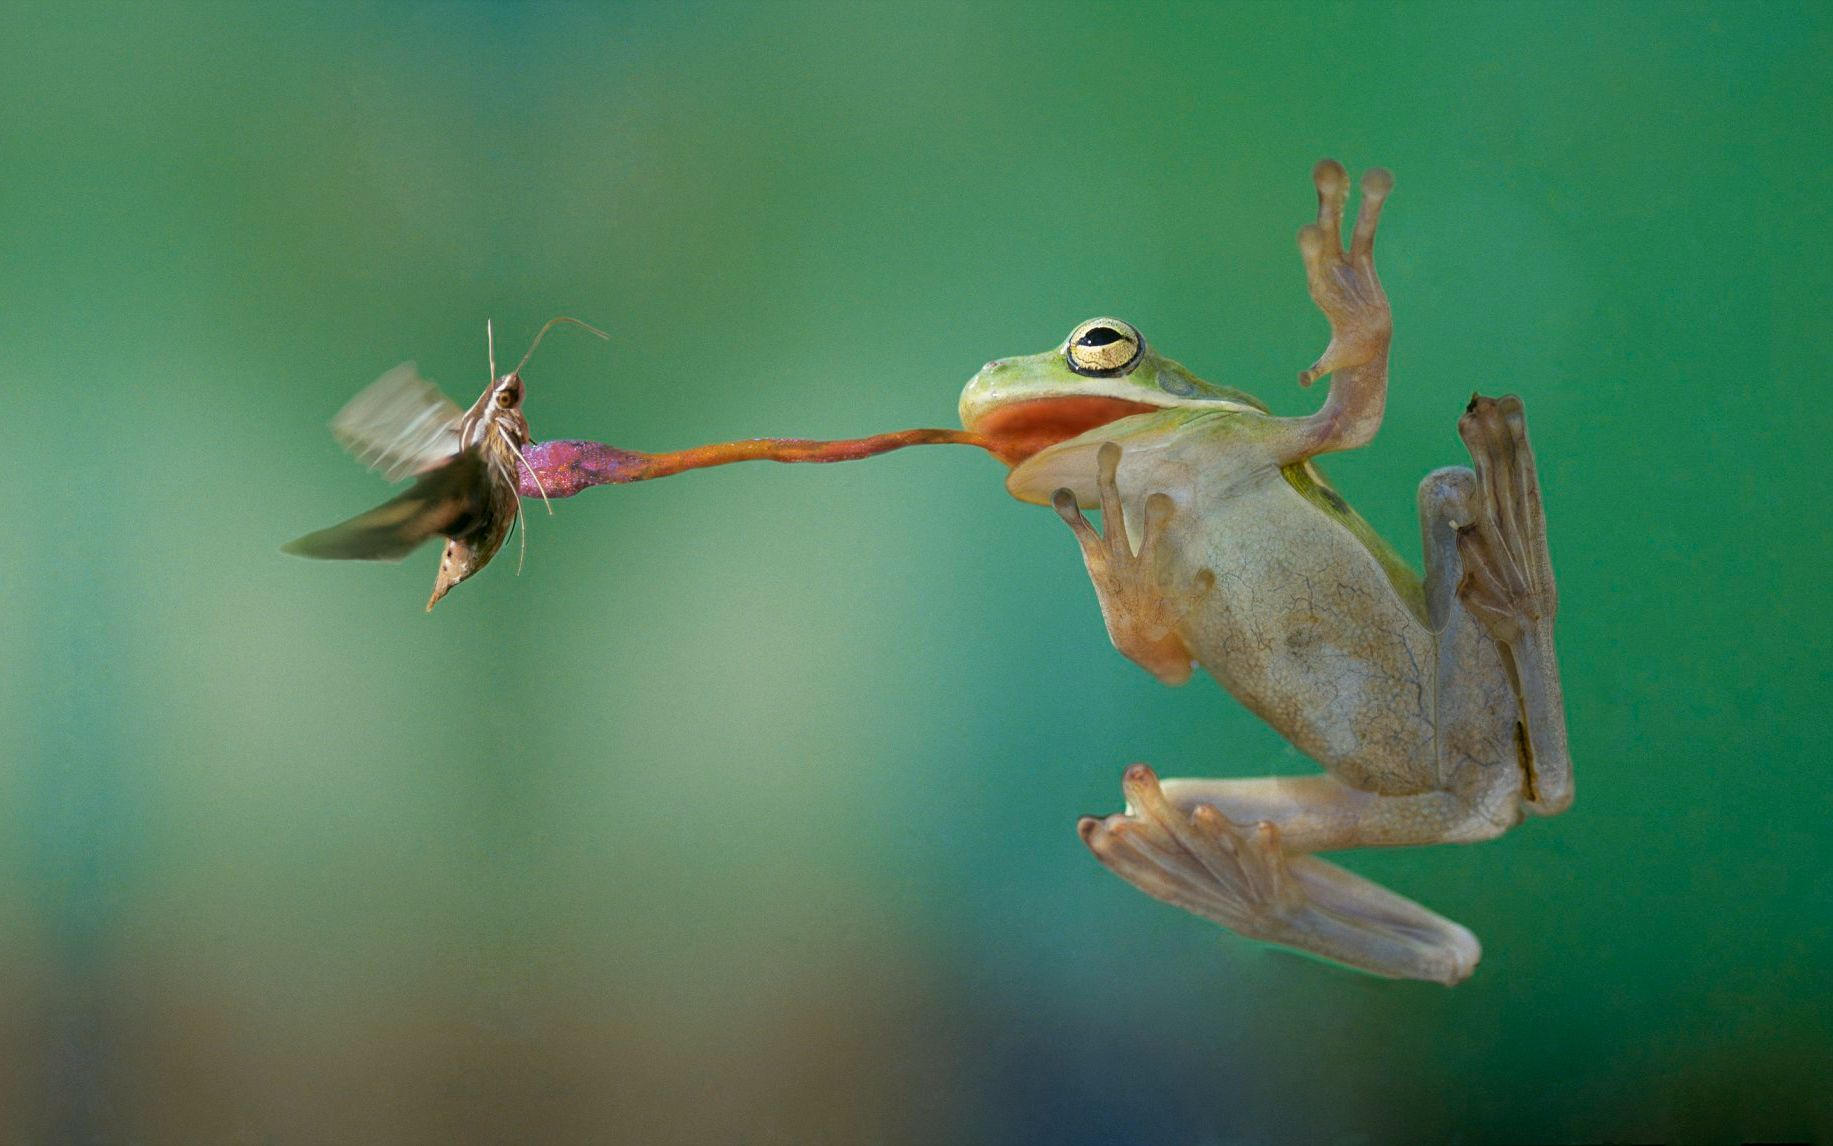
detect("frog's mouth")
(965, 396), (1167, 467)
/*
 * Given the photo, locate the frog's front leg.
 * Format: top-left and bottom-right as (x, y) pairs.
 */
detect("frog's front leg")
(1051, 441), (1215, 686)
(1274, 160), (1395, 463)
(1080, 765), (1481, 985)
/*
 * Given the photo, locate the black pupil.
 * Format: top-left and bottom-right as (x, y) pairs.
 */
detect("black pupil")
(1077, 327), (1125, 347)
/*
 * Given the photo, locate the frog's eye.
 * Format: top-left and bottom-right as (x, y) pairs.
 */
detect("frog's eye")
(1065, 318), (1144, 377)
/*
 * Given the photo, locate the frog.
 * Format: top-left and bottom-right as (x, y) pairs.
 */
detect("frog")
(955, 160), (1572, 985)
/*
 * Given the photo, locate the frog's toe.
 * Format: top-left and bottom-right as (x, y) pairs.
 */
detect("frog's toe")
(1306, 161), (1391, 263)
(1054, 484), (1127, 600)
(1350, 168), (1393, 263)
(1080, 812), (1265, 930)
(1095, 440), (1126, 531)
(1297, 221), (1336, 278)
(1312, 158), (1349, 242)
(1137, 492), (1174, 559)
(1052, 486), (1101, 549)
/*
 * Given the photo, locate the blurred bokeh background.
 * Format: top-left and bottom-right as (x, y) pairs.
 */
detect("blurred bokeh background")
(2, 2), (1828, 1142)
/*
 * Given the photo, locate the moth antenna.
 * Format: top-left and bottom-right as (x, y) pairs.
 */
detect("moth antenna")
(487, 319), (498, 381)
(511, 315), (609, 378)
(514, 496), (527, 576)
(501, 429), (554, 516)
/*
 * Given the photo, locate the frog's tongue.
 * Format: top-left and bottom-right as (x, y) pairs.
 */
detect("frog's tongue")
(516, 395), (1161, 500)
(517, 429), (997, 499)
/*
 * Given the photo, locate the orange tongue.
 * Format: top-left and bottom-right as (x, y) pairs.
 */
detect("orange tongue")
(516, 393), (1166, 499)
(517, 429), (996, 499)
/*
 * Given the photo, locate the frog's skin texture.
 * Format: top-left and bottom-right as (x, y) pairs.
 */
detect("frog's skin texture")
(957, 161), (1571, 985)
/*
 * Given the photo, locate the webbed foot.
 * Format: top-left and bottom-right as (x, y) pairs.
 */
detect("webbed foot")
(1298, 159), (1394, 388)
(1053, 442), (1214, 686)
(1080, 764), (1304, 930)
(1454, 393), (1572, 815)
(1454, 394), (1556, 643)
(1080, 765), (1482, 985)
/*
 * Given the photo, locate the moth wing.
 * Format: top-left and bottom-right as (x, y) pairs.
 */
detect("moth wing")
(283, 450), (488, 562)
(331, 361), (465, 482)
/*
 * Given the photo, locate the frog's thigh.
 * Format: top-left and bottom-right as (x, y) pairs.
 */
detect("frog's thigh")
(1419, 464), (1529, 801)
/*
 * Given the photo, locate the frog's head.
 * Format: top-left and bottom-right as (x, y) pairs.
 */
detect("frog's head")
(960, 318), (1265, 503)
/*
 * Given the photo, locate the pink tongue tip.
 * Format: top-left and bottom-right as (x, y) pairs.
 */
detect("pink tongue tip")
(518, 440), (652, 498)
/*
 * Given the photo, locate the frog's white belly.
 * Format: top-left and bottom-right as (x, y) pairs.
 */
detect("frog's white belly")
(1158, 471), (1504, 795)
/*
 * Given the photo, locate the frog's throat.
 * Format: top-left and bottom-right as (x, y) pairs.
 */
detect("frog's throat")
(966, 395), (1165, 466)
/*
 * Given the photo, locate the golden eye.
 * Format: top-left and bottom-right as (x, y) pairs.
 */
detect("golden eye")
(495, 388), (517, 408)
(1065, 318), (1144, 377)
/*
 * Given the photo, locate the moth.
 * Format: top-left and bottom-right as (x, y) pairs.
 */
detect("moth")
(285, 317), (606, 610)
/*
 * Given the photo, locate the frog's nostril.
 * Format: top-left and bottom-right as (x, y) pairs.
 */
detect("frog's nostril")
(984, 360), (1003, 372)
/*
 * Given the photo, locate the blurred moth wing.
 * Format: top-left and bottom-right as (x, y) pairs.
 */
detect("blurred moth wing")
(282, 449), (491, 563)
(332, 361), (465, 481)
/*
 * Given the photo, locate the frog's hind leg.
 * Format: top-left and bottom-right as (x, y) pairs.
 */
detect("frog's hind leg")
(1080, 765), (1480, 985)
(1448, 394), (1572, 815)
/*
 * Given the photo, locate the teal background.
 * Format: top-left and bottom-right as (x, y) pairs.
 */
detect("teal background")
(3, 2), (1828, 1142)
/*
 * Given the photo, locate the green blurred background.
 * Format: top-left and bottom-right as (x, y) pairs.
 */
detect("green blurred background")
(3, 2), (1827, 1142)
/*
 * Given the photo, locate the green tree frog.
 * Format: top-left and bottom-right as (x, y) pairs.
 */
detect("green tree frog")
(956, 161), (1572, 985)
